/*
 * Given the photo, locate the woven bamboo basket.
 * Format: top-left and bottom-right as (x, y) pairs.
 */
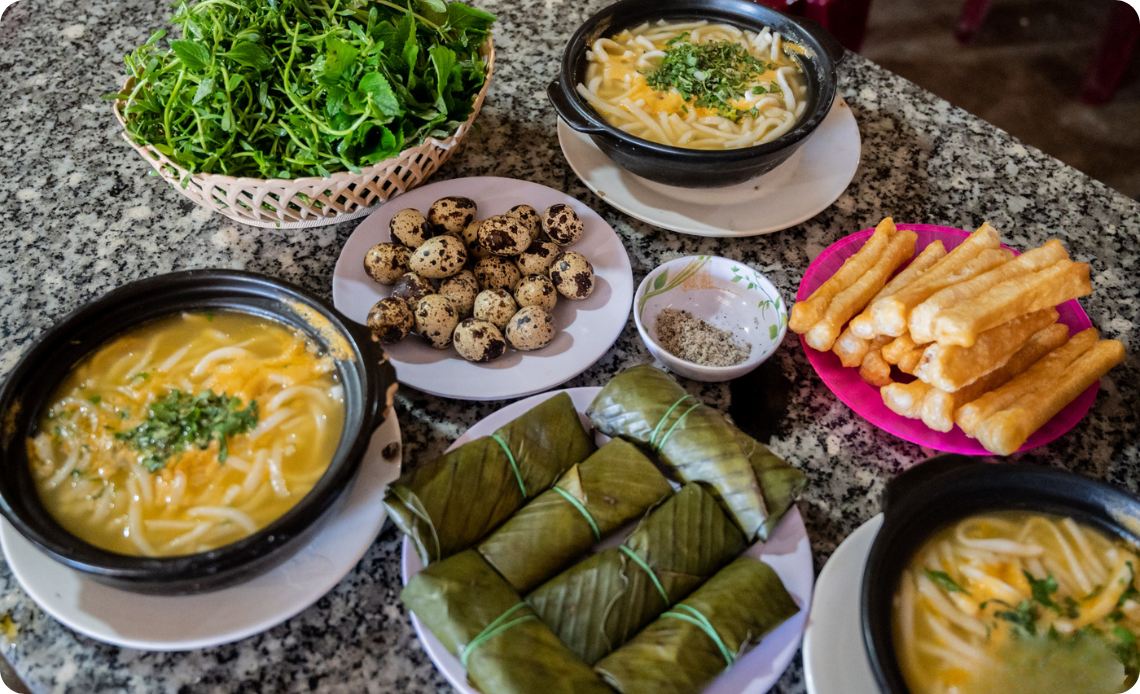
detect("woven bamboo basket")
(112, 39), (494, 229)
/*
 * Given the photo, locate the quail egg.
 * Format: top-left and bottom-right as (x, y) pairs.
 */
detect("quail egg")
(389, 208), (434, 249)
(461, 220), (493, 262)
(392, 272), (435, 310)
(413, 294), (459, 349)
(473, 256), (522, 292)
(409, 235), (467, 279)
(363, 242), (411, 285)
(508, 204), (542, 242)
(478, 214), (531, 257)
(514, 274), (558, 313)
(428, 196), (477, 235)
(473, 289), (517, 331)
(515, 241), (561, 276)
(453, 318), (508, 363)
(543, 203), (584, 245)
(549, 250), (595, 300)
(505, 306), (556, 351)
(366, 297), (414, 344)
(439, 270), (479, 318)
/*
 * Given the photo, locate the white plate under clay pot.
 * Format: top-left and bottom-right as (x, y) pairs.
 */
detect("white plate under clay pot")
(0, 414), (402, 651)
(558, 96), (861, 237)
(401, 387), (816, 694)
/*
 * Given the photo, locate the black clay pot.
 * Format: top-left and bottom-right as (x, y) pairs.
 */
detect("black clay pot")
(549, 0), (846, 188)
(0, 269), (397, 595)
(861, 455), (1140, 693)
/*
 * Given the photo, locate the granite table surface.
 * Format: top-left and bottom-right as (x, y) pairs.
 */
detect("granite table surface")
(1, 0), (1138, 691)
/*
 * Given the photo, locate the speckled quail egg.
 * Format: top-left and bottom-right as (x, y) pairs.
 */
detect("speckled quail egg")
(363, 242), (411, 285)
(549, 250), (595, 300)
(514, 274), (558, 313)
(413, 294), (459, 349)
(508, 204), (542, 242)
(460, 220), (493, 262)
(389, 208), (434, 249)
(428, 196), (477, 235)
(392, 272), (435, 310)
(408, 235), (467, 279)
(452, 318), (508, 363)
(543, 203), (584, 245)
(515, 241), (561, 276)
(505, 306), (556, 351)
(478, 214), (531, 257)
(473, 256), (522, 292)
(473, 289), (518, 331)
(366, 297), (414, 344)
(439, 270), (479, 319)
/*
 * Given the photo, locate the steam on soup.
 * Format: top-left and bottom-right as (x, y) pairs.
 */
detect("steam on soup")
(29, 311), (345, 557)
(576, 19), (808, 149)
(893, 512), (1140, 694)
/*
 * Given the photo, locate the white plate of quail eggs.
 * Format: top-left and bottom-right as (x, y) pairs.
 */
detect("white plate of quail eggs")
(332, 176), (635, 401)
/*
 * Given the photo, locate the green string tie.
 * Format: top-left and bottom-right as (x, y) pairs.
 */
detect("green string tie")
(657, 402), (700, 451)
(648, 396), (700, 451)
(459, 602), (536, 668)
(620, 546), (669, 604)
(552, 486), (601, 541)
(492, 434), (528, 498)
(663, 604), (736, 670)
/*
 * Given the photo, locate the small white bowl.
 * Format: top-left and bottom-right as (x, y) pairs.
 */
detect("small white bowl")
(633, 255), (788, 382)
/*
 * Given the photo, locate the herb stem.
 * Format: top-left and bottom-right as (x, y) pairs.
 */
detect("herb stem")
(163, 69), (188, 152)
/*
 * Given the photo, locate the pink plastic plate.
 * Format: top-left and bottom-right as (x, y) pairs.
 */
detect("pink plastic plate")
(797, 224), (1096, 455)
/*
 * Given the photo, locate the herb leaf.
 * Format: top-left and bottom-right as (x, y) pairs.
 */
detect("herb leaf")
(644, 35), (771, 121)
(926, 569), (970, 595)
(994, 600), (1039, 636)
(1025, 571), (1060, 611)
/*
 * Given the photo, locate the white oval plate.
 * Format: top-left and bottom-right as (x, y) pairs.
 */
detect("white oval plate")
(400, 387), (814, 694)
(0, 413), (402, 651)
(332, 178), (634, 401)
(558, 96), (861, 237)
(803, 514), (884, 694)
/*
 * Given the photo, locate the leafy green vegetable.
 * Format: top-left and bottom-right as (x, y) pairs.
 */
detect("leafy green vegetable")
(115, 390), (259, 472)
(644, 34), (772, 121)
(1025, 571), (1060, 611)
(925, 569), (970, 595)
(110, 0), (494, 180)
(992, 599), (1040, 636)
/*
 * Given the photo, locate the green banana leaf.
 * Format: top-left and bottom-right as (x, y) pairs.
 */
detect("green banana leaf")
(595, 557), (799, 694)
(385, 392), (596, 565)
(527, 483), (746, 665)
(732, 426), (808, 539)
(477, 439), (675, 593)
(400, 550), (615, 694)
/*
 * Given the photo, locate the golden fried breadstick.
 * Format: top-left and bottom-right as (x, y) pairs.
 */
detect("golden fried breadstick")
(898, 348), (926, 375)
(974, 339), (1125, 455)
(882, 380), (933, 419)
(931, 260), (1091, 347)
(859, 337), (894, 387)
(833, 325), (871, 368)
(883, 334), (925, 365)
(849, 241), (949, 340)
(806, 229), (918, 352)
(955, 327), (1099, 436)
(920, 323), (1070, 432)
(908, 240), (1069, 344)
(913, 308), (1059, 392)
(791, 218), (897, 334)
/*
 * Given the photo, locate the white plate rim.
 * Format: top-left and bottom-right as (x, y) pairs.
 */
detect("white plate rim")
(399, 387), (814, 694)
(0, 412), (403, 652)
(331, 177), (635, 401)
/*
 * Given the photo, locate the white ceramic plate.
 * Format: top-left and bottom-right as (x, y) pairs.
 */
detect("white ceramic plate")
(803, 514), (884, 694)
(332, 177), (634, 401)
(0, 412), (402, 651)
(558, 96), (861, 237)
(400, 387), (814, 694)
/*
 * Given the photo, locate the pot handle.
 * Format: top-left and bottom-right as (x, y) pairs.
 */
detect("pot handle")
(883, 454), (980, 514)
(797, 17), (847, 66)
(548, 79), (606, 134)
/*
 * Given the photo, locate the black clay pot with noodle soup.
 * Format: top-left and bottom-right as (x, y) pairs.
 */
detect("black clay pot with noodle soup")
(549, 0), (845, 188)
(862, 455), (1140, 694)
(0, 270), (396, 595)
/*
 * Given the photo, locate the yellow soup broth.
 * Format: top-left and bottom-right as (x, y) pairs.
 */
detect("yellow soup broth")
(29, 311), (345, 557)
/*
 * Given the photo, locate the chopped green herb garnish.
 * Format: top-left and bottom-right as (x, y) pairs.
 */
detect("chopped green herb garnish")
(1025, 571), (1060, 611)
(993, 600), (1039, 636)
(926, 569), (970, 595)
(205, 312), (215, 322)
(70, 469), (82, 477)
(1114, 626), (1140, 672)
(131, 372), (150, 382)
(1118, 562), (1139, 607)
(87, 395), (102, 405)
(644, 35), (771, 121)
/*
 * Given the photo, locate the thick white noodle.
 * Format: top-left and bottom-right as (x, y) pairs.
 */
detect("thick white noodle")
(191, 346), (255, 378)
(187, 506), (257, 532)
(777, 67), (796, 111)
(916, 574), (987, 637)
(268, 444), (289, 498)
(156, 344), (192, 373)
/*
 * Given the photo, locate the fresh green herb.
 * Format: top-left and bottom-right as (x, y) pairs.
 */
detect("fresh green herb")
(1025, 571), (1060, 611)
(1118, 562), (1139, 607)
(70, 469), (83, 477)
(1062, 596), (1081, 619)
(87, 395), (102, 405)
(205, 312), (215, 322)
(108, 0), (495, 181)
(131, 372), (150, 382)
(925, 569), (970, 595)
(120, 410), (129, 419)
(114, 389), (259, 472)
(1114, 626), (1140, 672)
(992, 599), (1039, 636)
(644, 35), (771, 121)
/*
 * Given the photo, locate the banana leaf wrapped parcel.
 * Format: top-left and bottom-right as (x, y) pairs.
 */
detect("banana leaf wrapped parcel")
(587, 365), (805, 541)
(527, 483), (746, 664)
(400, 550), (615, 694)
(595, 557), (799, 694)
(732, 426), (808, 540)
(385, 393), (596, 565)
(477, 439), (675, 593)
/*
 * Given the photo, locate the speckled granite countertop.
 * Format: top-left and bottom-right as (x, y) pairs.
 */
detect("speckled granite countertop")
(0, 0), (1138, 691)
